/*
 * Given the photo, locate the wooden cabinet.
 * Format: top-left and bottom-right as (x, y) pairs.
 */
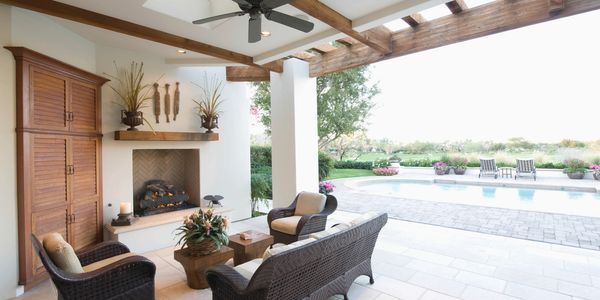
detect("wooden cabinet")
(7, 47), (108, 288)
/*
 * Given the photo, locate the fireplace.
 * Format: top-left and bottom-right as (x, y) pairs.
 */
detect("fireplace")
(132, 149), (200, 216)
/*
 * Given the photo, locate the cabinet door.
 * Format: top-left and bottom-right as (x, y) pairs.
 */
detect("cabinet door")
(70, 81), (99, 133)
(31, 208), (69, 277)
(69, 137), (101, 250)
(30, 135), (69, 212)
(29, 67), (68, 131)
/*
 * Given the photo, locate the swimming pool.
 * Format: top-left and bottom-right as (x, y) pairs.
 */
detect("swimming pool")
(351, 179), (600, 217)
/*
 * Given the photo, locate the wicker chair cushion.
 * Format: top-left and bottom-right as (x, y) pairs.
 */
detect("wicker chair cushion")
(271, 215), (302, 235)
(233, 258), (263, 279)
(263, 238), (317, 260)
(349, 211), (381, 226)
(82, 252), (137, 272)
(308, 223), (351, 239)
(43, 233), (84, 274)
(294, 191), (326, 216)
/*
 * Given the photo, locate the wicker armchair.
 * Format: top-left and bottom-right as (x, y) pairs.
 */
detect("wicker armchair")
(268, 193), (337, 244)
(31, 234), (156, 300)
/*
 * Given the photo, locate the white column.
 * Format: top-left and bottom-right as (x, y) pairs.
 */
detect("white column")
(270, 59), (318, 208)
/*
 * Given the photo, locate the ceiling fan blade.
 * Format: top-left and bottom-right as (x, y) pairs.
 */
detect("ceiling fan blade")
(232, 0), (252, 8)
(192, 11), (246, 24)
(249, 15), (262, 43)
(265, 10), (314, 33)
(261, 0), (294, 9)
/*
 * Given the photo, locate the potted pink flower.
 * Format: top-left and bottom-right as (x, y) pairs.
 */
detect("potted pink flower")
(372, 167), (399, 176)
(319, 181), (335, 195)
(590, 164), (600, 180)
(432, 161), (448, 175)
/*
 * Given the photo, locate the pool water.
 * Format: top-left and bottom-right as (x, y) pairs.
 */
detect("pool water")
(353, 180), (600, 218)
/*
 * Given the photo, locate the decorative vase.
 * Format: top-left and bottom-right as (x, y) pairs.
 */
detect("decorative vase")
(187, 239), (218, 256)
(201, 115), (219, 133)
(566, 172), (585, 180)
(121, 110), (143, 131)
(454, 168), (466, 175)
(435, 169), (446, 175)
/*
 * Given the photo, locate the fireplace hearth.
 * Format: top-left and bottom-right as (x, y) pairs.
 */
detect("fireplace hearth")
(133, 149), (201, 217)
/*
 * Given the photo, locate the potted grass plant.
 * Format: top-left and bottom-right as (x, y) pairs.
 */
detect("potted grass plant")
(193, 73), (224, 133)
(104, 61), (156, 131)
(450, 156), (468, 175)
(564, 159), (587, 179)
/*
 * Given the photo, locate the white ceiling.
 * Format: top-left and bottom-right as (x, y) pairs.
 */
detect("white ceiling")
(50, 0), (445, 65)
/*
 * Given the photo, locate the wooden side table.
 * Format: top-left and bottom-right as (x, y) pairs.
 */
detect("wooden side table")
(228, 230), (274, 266)
(174, 246), (233, 289)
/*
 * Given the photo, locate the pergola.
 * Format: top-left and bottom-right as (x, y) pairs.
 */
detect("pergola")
(2, 0), (598, 205)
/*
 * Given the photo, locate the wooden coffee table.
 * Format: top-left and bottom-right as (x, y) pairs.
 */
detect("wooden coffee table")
(174, 246), (233, 289)
(228, 230), (274, 266)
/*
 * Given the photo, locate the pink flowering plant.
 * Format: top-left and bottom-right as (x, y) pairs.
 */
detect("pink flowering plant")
(319, 181), (336, 195)
(372, 167), (399, 176)
(432, 161), (449, 171)
(175, 209), (229, 249)
(590, 164), (600, 176)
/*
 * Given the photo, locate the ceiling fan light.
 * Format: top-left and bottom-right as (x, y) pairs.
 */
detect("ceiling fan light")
(260, 31), (271, 37)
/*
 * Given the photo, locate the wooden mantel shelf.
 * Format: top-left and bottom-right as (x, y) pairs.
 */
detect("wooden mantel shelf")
(114, 131), (219, 141)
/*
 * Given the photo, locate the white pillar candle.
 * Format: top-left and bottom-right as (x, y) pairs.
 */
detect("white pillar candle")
(119, 202), (132, 214)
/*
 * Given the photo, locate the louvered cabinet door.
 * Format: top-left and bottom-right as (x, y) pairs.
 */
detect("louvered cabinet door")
(31, 208), (69, 278)
(69, 136), (101, 250)
(30, 134), (69, 213)
(29, 67), (68, 131)
(70, 81), (99, 133)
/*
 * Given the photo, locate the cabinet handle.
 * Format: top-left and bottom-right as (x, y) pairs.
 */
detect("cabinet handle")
(69, 112), (74, 121)
(72, 214), (76, 223)
(71, 165), (75, 175)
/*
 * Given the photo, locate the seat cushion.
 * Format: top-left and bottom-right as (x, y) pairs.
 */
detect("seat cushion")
(42, 233), (84, 274)
(82, 253), (137, 272)
(271, 215), (302, 235)
(294, 191), (326, 216)
(233, 258), (263, 280)
(349, 211), (381, 226)
(263, 238), (317, 260)
(308, 223), (351, 239)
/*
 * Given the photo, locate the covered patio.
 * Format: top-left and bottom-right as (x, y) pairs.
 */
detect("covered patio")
(1, 0), (599, 299)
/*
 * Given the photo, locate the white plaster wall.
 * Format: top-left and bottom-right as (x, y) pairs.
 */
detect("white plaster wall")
(10, 7), (96, 73)
(97, 45), (251, 226)
(0, 6), (98, 297)
(0, 5), (18, 299)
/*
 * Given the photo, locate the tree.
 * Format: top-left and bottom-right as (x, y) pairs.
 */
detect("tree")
(252, 65), (380, 149)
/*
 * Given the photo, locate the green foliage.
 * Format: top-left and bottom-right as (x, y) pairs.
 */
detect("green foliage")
(449, 156), (468, 168)
(334, 160), (373, 170)
(560, 139), (586, 148)
(175, 209), (229, 249)
(373, 159), (391, 168)
(250, 146), (272, 167)
(326, 169), (374, 180)
(439, 154), (452, 164)
(507, 137), (534, 151)
(251, 66), (380, 149)
(250, 173), (271, 216)
(319, 152), (335, 181)
(564, 158), (588, 173)
(400, 158), (435, 167)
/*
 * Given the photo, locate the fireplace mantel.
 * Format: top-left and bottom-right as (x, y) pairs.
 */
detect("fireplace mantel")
(114, 130), (219, 141)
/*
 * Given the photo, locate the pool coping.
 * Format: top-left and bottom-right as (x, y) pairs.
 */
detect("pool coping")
(344, 176), (600, 193)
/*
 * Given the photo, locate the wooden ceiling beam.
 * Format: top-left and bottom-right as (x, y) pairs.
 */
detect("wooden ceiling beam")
(402, 14), (426, 27)
(0, 0), (274, 70)
(549, 0), (566, 13)
(226, 66), (271, 82)
(308, 0), (600, 77)
(291, 0), (392, 54)
(445, 0), (468, 14)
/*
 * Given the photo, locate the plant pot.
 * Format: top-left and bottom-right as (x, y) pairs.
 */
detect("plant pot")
(201, 115), (219, 133)
(187, 239), (218, 256)
(434, 169), (446, 175)
(594, 173), (600, 181)
(121, 110), (143, 131)
(566, 172), (585, 180)
(445, 168), (451, 174)
(454, 168), (466, 175)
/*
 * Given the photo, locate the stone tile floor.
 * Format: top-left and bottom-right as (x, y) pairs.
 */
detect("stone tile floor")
(16, 210), (600, 300)
(332, 170), (600, 250)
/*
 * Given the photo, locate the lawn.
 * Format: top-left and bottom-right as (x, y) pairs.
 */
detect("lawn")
(326, 169), (374, 180)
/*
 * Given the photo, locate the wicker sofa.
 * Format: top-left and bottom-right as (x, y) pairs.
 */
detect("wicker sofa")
(207, 212), (388, 300)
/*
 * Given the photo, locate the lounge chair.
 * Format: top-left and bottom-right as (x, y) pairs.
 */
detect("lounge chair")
(479, 158), (498, 179)
(515, 159), (536, 181)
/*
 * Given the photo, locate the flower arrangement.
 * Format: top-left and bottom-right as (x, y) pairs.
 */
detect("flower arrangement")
(372, 167), (399, 176)
(590, 164), (600, 180)
(319, 181), (336, 195)
(432, 161), (448, 175)
(175, 209), (229, 255)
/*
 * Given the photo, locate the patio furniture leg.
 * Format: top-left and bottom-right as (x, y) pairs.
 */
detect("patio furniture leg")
(343, 294), (349, 300)
(369, 274), (375, 284)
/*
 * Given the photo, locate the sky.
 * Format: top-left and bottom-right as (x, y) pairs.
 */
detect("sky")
(365, 9), (600, 143)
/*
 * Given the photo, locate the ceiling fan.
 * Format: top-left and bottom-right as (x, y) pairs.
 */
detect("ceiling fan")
(192, 0), (315, 43)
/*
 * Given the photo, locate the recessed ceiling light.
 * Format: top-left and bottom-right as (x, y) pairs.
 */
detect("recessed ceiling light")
(261, 31), (271, 37)
(177, 49), (187, 54)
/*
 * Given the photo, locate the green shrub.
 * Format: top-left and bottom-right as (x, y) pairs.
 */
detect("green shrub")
(334, 160), (373, 170)
(449, 156), (468, 168)
(373, 159), (391, 168)
(250, 146), (272, 168)
(250, 173), (271, 217)
(400, 158), (434, 167)
(564, 158), (587, 173)
(319, 152), (335, 181)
